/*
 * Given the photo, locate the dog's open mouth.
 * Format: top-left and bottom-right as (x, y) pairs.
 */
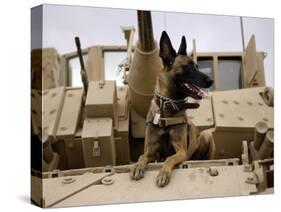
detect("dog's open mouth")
(184, 83), (208, 99)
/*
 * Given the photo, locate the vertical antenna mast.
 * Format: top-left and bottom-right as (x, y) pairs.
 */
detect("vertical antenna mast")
(240, 16), (245, 51)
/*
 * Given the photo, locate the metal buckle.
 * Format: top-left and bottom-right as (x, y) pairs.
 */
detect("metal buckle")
(163, 101), (168, 112)
(158, 119), (166, 128)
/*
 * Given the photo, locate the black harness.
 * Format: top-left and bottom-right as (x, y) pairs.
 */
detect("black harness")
(151, 91), (199, 127)
(154, 91), (199, 113)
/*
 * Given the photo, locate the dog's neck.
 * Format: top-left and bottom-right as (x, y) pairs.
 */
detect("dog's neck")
(154, 76), (186, 117)
(154, 71), (200, 117)
(155, 71), (185, 101)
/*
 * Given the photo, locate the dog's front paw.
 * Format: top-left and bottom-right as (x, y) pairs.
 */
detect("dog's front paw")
(156, 171), (171, 187)
(130, 164), (145, 180)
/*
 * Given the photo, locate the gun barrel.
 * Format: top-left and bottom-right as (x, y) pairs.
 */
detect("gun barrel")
(137, 10), (155, 51)
(75, 37), (88, 94)
(127, 10), (162, 118)
(75, 37), (86, 70)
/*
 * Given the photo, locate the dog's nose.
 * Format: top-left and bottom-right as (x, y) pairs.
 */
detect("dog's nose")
(205, 78), (213, 87)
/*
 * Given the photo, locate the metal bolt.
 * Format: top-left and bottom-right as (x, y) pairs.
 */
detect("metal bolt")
(208, 167), (219, 176)
(238, 116), (244, 121)
(62, 177), (76, 184)
(222, 100), (228, 104)
(49, 109), (56, 115)
(247, 101), (253, 106)
(219, 113), (224, 118)
(262, 118), (269, 122)
(102, 176), (114, 185)
(247, 176), (254, 181)
(60, 126), (67, 131)
(207, 118), (212, 122)
(233, 100), (239, 105)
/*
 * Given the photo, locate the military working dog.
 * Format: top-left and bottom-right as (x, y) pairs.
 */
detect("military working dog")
(131, 31), (215, 187)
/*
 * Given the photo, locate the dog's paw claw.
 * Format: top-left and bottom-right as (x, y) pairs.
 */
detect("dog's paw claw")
(130, 164), (145, 180)
(156, 171), (171, 187)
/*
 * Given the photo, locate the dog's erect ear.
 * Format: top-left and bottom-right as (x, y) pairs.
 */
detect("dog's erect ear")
(178, 36), (187, 55)
(159, 31), (176, 66)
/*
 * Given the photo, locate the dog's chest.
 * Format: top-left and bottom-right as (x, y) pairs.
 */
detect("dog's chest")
(158, 131), (176, 161)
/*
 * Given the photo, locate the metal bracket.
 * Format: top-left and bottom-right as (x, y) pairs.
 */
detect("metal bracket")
(92, 141), (101, 157)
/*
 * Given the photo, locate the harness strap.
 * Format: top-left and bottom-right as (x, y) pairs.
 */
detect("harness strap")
(157, 116), (187, 127)
(154, 91), (199, 113)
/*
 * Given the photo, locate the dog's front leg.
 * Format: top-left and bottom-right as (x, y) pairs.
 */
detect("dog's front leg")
(131, 124), (161, 181)
(156, 125), (187, 187)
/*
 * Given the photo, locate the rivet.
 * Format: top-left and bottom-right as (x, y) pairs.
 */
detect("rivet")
(208, 167), (219, 176)
(219, 113), (224, 118)
(62, 177), (76, 184)
(102, 176), (114, 185)
(233, 100), (239, 105)
(207, 118), (212, 122)
(222, 100), (228, 104)
(238, 116), (244, 121)
(49, 109), (56, 115)
(247, 101), (253, 106)
(258, 102), (263, 106)
(262, 118), (269, 122)
(67, 93), (74, 97)
(247, 176), (254, 181)
(60, 126), (67, 131)
(51, 92), (57, 97)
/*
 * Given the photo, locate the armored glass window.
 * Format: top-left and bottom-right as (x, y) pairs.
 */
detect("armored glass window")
(218, 57), (241, 90)
(197, 57), (215, 91)
(68, 54), (88, 87)
(104, 51), (127, 86)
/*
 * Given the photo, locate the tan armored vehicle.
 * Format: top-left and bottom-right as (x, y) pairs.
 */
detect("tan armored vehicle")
(31, 10), (274, 208)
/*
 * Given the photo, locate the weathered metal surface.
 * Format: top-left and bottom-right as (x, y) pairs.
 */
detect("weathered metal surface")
(42, 87), (65, 140)
(56, 88), (83, 139)
(186, 97), (214, 131)
(85, 81), (117, 125)
(42, 173), (110, 208)
(244, 35), (258, 86)
(82, 118), (115, 167)
(51, 165), (257, 207)
(212, 87), (273, 130)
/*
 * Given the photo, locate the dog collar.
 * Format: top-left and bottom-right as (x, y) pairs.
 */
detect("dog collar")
(154, 91), (199, 113)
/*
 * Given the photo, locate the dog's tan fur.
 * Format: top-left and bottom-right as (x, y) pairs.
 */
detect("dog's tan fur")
(131, 32), (215, 187)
